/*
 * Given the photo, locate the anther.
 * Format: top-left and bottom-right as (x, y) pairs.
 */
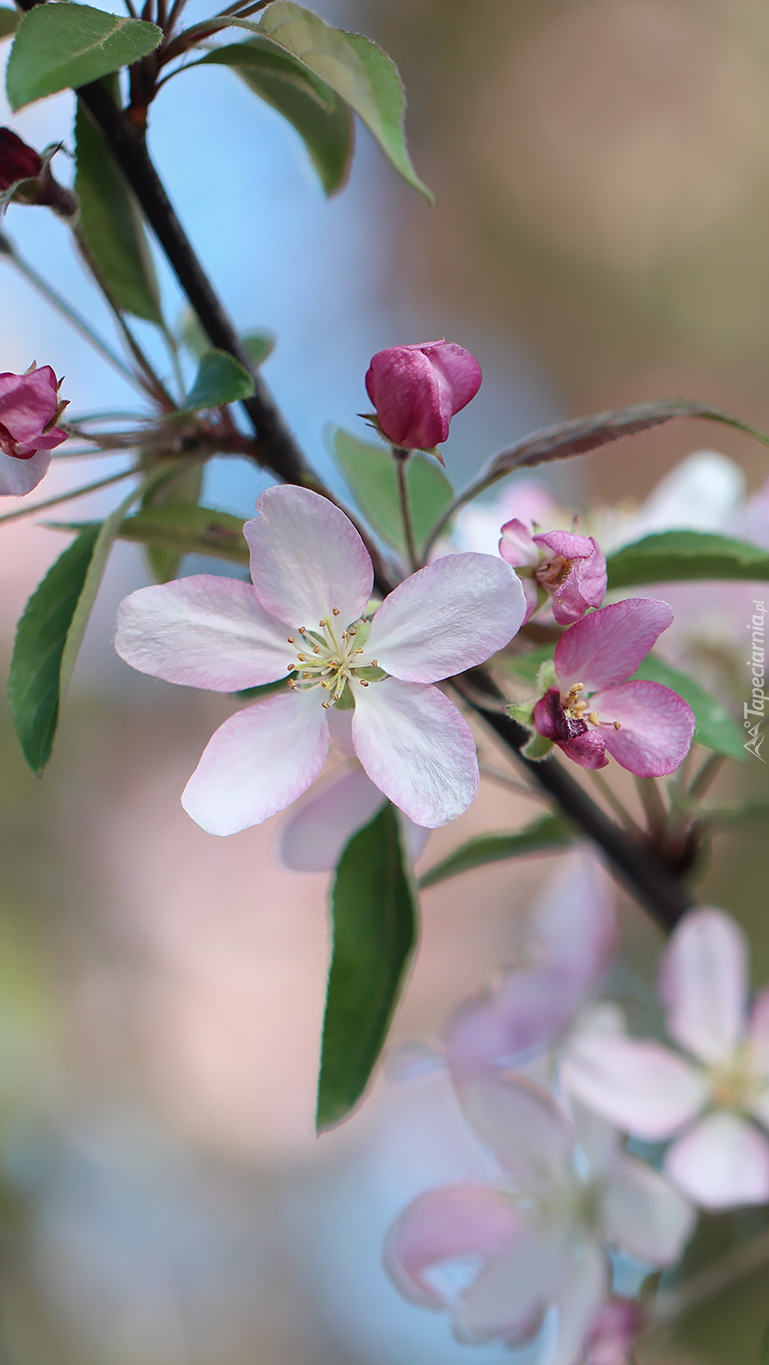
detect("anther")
(613, 720), (622, 730)
(287, 637), (295, 644)
(303, 672), (312, 679)
(319, 618), (327, 627)
(573, 683), (585, 692)
(299, 626), (307, 634)
(371, 659), (378, 667)
(297, 653), (306, 662)
(354, 647), (364, 655)
(360, 680), (370, 687)
(322, 701), (330, 709)
(332, 607), (340, 616)
(588, 711), (599, 725)
(321, 682), (330, 689)
(313, 646), (321, 655)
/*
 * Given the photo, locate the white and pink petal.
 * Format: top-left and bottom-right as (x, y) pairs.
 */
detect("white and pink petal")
(554, 599), (674, 693)
(659, 907), (749, 1065)
(563, 1032), (709, 1139)
(604, 1155), (695, 1265)
(665, 1112), (769, 1210)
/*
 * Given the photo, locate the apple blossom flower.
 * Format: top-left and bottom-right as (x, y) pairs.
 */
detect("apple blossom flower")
(0, 128), (43, 192)
(365, 341), (482, 452)
(115, 485), (526, 835)
(444, 851), (616, 1076)
(585, 1298), (645, 1365)
(384, 1072), (694, 1360)
(499, 520), (607, 625)
(0, 366), (68, 495)
(563, 907), (769, 1210)
(520, 598), (695, 775)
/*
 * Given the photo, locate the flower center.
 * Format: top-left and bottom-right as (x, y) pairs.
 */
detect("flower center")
(562, 683), (621, 732)
(284, 608), (383, 707)
(535, 554), (572, 590)
(709, 1044), (765, 1111)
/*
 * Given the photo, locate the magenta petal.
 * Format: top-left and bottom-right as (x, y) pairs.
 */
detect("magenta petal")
(534, 689), (587, 742)
(590, 681), (695, 777)
(559, 730), (609, 770)
(0, 366), (59, 443)
(384, 1184), (521, 1309)
(115, 576), (291, 691)
(550, 541), (607, 626)
(181, 688), (329, 835)
(499, 518), (539, 568)
(365, 347), (446, 449)
(364, 553), (526, 682)
(351, 677), (479, 826)
(244, 484), (373, 628)
(0, 446), (51, 495)
(554, 599), (674, 692)
(533, 529), (595, 561)
(421, 341), (483, 414)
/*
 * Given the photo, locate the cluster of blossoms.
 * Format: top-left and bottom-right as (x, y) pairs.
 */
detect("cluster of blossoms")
(384, 859), (769, 1363)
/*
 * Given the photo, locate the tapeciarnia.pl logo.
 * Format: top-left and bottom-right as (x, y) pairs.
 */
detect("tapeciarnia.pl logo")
(744, 599), (766, 761)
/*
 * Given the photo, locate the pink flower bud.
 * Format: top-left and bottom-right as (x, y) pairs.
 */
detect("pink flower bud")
(0, 367), (68, 495)
(0, 128), (43, 193)
(365, 340), (482, 451)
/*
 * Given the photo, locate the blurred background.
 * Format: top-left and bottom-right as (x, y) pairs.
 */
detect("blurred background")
(0, 0), (767, 1361)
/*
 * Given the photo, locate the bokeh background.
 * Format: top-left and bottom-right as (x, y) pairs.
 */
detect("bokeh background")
(0, 0), (767, 1361)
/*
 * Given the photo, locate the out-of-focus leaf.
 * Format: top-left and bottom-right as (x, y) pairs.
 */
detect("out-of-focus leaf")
(631, 653), (745, 760)
(180, 349), (255, 412)
(501, 642), (556, 685)
(200, 40), (354, 195)
(419, 812), (573, 890)
(7, 3), (161, 109)
(332, 427), (453, 556)
(141, 461), (204, 583)
(180, 311), (275, 368)
(426, 401), (769, 551)
(242, 331), (275, 367)
(8, 527), (100, 773)
(317, 802), (418, 1131)
(75, 98), (163, 324)
(0, 9), (19, 41)
(50, 503), (250, 566)
(606, 530), (769, 590)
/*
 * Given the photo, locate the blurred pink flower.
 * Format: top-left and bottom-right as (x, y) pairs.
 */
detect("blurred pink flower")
(500, 520), (607, 624)
(444, 852), (616, 1075)
(280, 763), (429, 871)
(531, 598), (695, 775)
(564, 907), (769, 1210)
(585, 1298), (645, 1365)
(0, 366), (67, 495)
(116, 484), (526, 834)
(384, 1073), (693, 1360)
(365, 341), (482, 451)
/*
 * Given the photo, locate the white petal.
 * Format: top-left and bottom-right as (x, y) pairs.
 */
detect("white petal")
(244, 484), (373, 627)
(115, 576), (291, 690)
(628, 451), (745, 540)
(604, 1155), (695, 1265)
(665, 1113), (769, 1210)
(0, 448), (51, 496)
(456, 1236), (556, 1343)
(350, 677), (478, 827)
(549, 1240), (608, 1365)
(659, 907), (749, 1064)
(181, 688), (329, 835)
(363, 553), (526, 682)
(749, 986), (769, 1071)
(279, 766), (385, 871)
(563, 1032), (708, 1139)
(457, 1074), (575, 1189)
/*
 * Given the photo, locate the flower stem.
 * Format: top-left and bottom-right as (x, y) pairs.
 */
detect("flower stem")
(0, 232), (139, 386)
(649, 1227), (769, 1331)
(634, 775), (668, 840)
(589, 770), (644, 836)
(392, 446), (420, 570)
(688, 751), (726, 803)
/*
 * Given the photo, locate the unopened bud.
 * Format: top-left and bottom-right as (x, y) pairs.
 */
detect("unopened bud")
(0, 128), (43, 192)
(364, 340), (482, 453)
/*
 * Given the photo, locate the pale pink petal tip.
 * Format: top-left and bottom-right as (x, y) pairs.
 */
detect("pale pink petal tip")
(666, 1112), (769, 1209)
(659, 907), (748, 1065)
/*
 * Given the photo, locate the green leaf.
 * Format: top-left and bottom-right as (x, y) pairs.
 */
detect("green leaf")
(332, 427), (453, 555)
(418, 813), (574, 890)
(242, 331), (275, 368)
(317, 802), (418, 1131)
(253, 2), (431, 200)
(51, 503), (250, 566)
(180, 311), (275, 366)
(141, 461), (204, 583)
(0, 8), (19, 41)
(7, 3), (162, 110)
(631, 653), (746, 760)
(181, 349), (255, 412)
(502, 642), (556, 684)
(428, 399), (769, 553)
(606, 530), (769, 590)
(75, 98), (163, 324)
(200, 39), (354, 196)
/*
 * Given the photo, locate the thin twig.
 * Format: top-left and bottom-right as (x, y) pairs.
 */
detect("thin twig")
(688, 752), (726, 804)
(479, 763), (551, 803)
(0, 467), (138, 527)
(648, 1228), (769, 1331)
(589, 770), (644, 837)
(393, 446), (420, 570)
(635, 775), (668, 840)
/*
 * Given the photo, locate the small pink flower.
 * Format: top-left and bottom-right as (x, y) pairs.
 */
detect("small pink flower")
(529, 599), (695, 776)
(585, 1298), (645, 1365)
(500, 520), (607, 625)
(564, 908), (769, 1210)
(0, 366), (67, 495)
(444, 852), (616, 1075)
(115, 485), (526, 835)
(384, 1073), (693, 1357)
(0, 128), (43, 192)
(365, 341), (482, 451)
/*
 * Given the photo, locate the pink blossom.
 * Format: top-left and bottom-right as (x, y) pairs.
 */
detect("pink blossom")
(563, 908), (769, 1210)
(365, 341), (482, 451)
(444, 852), (616, 1075)
(499, 521), (607, 625)
(384, 1073), (693, 1359)
(528, 599), (695, 776)
(0, 366), (67, 495)
(115, 485), (526, 835)
(280, 762), (429, 871)
(585, 1298), (645, 1365)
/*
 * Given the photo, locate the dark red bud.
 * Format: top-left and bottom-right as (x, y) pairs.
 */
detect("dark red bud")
(0, 129), (43, 194)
